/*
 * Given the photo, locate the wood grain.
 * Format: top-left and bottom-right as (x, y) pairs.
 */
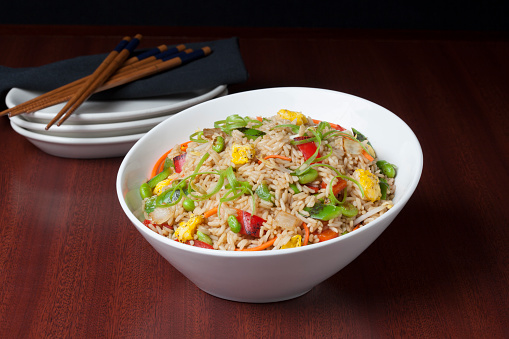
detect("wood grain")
(0, 25), (507, 338)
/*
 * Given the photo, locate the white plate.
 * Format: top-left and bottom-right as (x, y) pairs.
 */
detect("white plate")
(10, 120), (144, 159)
(9, 114), (169, 138)
(5, 85), (227, 124)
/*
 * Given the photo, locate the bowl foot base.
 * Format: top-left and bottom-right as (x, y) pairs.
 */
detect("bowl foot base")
(199, 287), (313, 303)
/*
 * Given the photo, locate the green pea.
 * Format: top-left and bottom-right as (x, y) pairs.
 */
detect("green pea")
(139, 183), (153, 199)
(197, 230), (213, 245)
(298, 168), (319, 185)
(212, 136), (225, 153)
(228, 215), (241, 233)
(376, 160), (396, 178)
(182, 198), (195, 212)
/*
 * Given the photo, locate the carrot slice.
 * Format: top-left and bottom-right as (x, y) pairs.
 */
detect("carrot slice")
(180, 141), (192, 152)
(302, 223), (310, 246)
(256, 116), (263, 122)
(263, 155), (292, 161)
(236, 237), (277, 251)
(204, 207), (218, 218)
(361, 149), (375, 162)
(151, 148), (173, 177)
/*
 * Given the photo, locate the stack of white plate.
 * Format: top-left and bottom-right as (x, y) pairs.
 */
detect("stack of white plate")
(6, 85), (228, 159)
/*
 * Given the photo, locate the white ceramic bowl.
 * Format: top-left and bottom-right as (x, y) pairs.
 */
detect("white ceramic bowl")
(116, 87), (423, 303)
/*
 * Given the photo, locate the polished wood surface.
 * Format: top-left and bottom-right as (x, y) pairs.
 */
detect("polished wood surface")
(1, 25), (507, 338)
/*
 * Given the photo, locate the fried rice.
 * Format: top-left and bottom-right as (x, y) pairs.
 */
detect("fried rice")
(141, 110), (395, 251)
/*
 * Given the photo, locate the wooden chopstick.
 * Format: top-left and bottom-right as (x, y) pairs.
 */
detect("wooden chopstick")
(113, 44), (186, 75)
(2, 44), (186, 118)
(123, 44), (168, 66)
(46, 34), (143, 129)
(6, 46), (212, 119)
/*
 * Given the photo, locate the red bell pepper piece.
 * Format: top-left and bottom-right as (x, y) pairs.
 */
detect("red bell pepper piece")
(186, 240), (214, 249)
(237, 210), (266, 237)
(321, 178), (347, 196)
(294, 136), (320, 161)
(173, 153), (187, 173)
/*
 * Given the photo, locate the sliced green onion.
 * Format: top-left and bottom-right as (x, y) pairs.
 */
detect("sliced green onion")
(189, 131), (208, 143)
(214, 114), (259, 135)
(309, 163), (365, 198)
(193, 152), (210, 174)
(313, 144), (333, 162)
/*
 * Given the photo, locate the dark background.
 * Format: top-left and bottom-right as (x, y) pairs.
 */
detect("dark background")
(1, 1), (508, 31)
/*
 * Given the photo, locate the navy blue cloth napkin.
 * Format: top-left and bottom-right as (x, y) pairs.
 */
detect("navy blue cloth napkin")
(0, 37), (248, 101)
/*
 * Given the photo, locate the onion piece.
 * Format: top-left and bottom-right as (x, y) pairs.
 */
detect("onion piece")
(353, 203), (392, 226)
(149, 207), (172, 224)
(191, 182), (207, 195)
(274, 210), (301, 230)
(202, 128), (225, 139)
(343, 138), (363, 155)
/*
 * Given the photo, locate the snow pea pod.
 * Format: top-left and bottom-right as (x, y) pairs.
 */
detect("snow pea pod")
(297, 168), (319, 185)
(304, 202), (359, 220)
(197, 230), (213, 245)
(237, 127), (266, 140)
(338, 203), (358, 218)
(379, 177), (389, 200)
(255, 181), (274, 203)
(228, 215), (242, 233)
(303, 202), (343, 221)
(156, 187), (182, 207)
(147, 168), (171, 189)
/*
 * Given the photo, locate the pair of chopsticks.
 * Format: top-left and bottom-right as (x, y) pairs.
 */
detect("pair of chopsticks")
(1, 34), (212, 129)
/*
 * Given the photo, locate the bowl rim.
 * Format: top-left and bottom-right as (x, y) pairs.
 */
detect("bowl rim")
(116, 86), (423, 257)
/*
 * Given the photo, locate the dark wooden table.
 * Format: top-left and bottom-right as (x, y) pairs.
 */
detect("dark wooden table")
(1, 25), (507, 338)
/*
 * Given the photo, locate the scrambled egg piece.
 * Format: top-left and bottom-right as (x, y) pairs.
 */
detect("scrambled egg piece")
(281, 235), (302, 249)
(277, 109), (308, 125)
(174, 214), (204, 242)
(231, 143), (255, 165)
(354, 169), (382, 202)
(153, 178), (171, 195)
(153, 173), (178, 195)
